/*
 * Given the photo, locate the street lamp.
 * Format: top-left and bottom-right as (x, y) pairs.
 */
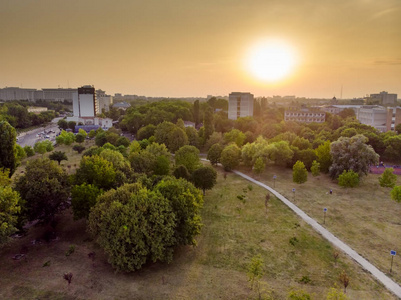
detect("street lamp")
(292, 188), (296, 200)
(273, 175), (277, 188)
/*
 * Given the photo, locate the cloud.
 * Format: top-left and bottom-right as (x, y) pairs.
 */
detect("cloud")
(374, 60), (401, 65)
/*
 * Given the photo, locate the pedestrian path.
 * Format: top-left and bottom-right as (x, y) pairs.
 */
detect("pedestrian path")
(233, 170), (401, 298)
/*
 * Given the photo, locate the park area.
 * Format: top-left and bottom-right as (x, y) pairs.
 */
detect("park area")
(0, 162), (399, 299)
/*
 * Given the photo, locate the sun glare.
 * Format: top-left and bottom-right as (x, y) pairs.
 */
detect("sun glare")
(247, 40), (296, 82)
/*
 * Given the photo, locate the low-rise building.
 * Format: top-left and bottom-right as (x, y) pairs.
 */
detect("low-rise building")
(357, 106), (387, 132)
(386, 107), (401, 132)
(284, 107), (326, 123)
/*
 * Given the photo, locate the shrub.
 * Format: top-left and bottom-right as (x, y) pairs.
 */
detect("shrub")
(338, 170), (359, 188)
(378, 168), (397, 188)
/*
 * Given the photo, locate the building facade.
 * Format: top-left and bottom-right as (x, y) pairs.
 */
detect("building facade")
(228, 92), (254, 120)
(386, 107), (401, 132)
(357, 106), (387, 132)
(0, 87), (36, 101)
(73, 86), (97, 118)
(284, 107), (326, 123)
(369, 91), (397, 106)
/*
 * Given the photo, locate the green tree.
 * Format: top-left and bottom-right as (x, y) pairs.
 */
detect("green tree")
(129, 151), (156, 175)
(67, 121), (76, 132)
(154, 121), (188, 153)
(288, 289), (312, 300)
(175, 145), (200, 173)
(338, 170), (359, 188)
(72, 144), (86, 154)
(192, 166), (217, 195)
(185, 126), (200, 149)
(57, 118), (68, 130)
(15, 144), (26, 164)
(378, 168), (397, 188)
(247, 255), (264, 300)
(293, 160), (308, 184)
(116, 136), (130, 147)
(56, 130), (75, 145)
(315, 140), (332, 173)
(221, 143), (241, 171)
(193, 100), (200, 126)
(88, 129), (96, 139)
(326, 286), (349, 300)
(75, 155), (116, 190)
(34, 140), (53, 154)
(15, 158), (70, 223)
(253, 157), (265, 175)
(391, 186), (401, 203)
(23, 145), (35, 157)
(95, 131), (108, 147)
(71, 183), (103, 220)
(204, 132), (223, 151)
(0, 169), (11, 187)
(223, 129), (246, 147)
(137, 124), (156, 140)
(311, 160), (320, 177)
(330, 135), (379, 179)
(173, 165), (191, 181)
(49, 151), (68, 165)
(0, 186), (21, 245)
(75, 132), (85, 143)
(0, 121), (17, 176)
(207, 143), (223, 166)
(154, 177), (203, 245)
(154, 156), (170, 175)
(88, 183), (176, 272)
(267, 141), (294, 167)
(203, 106), (214, 141)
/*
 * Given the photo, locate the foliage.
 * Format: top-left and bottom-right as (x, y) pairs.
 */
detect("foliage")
(338, 270), (350, 294)
(15, 158), (70, 223)
(0, 121), (17, 176)
(185, 126), (200, 149)
(175, 145), (200, 173)
(23, 145), (35, 157)
(154, 121), (189, 153)
(154, 177), (203, 245)
(241, 136), (269, 168)
(95, 131), (108, 147)
(287, 289), (311, 300)
(203, 107), (214, 142)
(253, 157), (265, 175)
(315, 141), (332, 173)
(378, 168), (397, 188)
(57, 118), (68, 130)
(0, 186), (21, 245)
(56, 130), (75, 145)
(220, 143), (241, 171)
(72, 144), (86, 154)
(267, 141), (294, 167)
(71, 183), (103, 220)
(247, 255), (264, 299)
(75, 155), (116, 190)
(191, 166), (217, 195)
(75, 132), (85, 143)
(338, 170), (359, 188)
(311, 160), (320, 177)
(207, 143), (223, 166)
(223, 129), (246, 147)
(326, 286), (349, 300)
(116, 136), (130, 147)
(204, 132), (223, 151)
(88, 183), (176, 272)
(0, 169), (11, 187)
(15, 144), (26, 165)
(154, 156), (170, 176)
(34, 140), (54, 154)
(293, 161), (308, 184)
(49, 151), (68, 165)
(145, 142), (170, 158)
(329, 135), (379, 179)
(137, 124), (156, 140)
(129, 151), (156, 175)
(173, 165), (191, 181)
(390, 186), (401, 203)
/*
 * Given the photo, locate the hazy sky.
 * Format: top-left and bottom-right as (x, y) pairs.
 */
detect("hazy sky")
(1, 0), (400, 98)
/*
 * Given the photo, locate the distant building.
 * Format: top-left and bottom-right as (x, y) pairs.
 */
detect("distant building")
(73, 86), (97, 118)
(228, 92), (254, 120)
(183, 121), (195, 128)
(284, 107), (326, 123)
(386, 107), (401, 132)
(368, 91), (397, 106)
(0, 87), (36, 101)
(357, 106), (387, 132)
(68, 117), (113, 132)
(37, 88), (76, 102)
(113, 101), (131, 111)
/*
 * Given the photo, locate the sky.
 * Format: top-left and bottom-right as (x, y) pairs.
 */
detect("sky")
(1, 0), (400, 99)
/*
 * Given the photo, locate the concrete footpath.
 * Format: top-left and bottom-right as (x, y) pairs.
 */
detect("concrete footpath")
(233, 170), (401, 298)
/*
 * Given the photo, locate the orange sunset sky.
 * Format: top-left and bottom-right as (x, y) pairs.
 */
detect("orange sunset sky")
(1, 0), (400, 99)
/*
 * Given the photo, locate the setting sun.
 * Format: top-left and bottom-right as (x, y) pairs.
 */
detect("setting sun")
(247, 40), (296, 82)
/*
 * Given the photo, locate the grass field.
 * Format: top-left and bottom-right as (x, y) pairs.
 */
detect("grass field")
(0, 163), (397, 299)
(238, 164), (401, 288)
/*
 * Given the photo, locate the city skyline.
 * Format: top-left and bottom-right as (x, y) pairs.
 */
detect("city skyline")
(1, 0), (400, 99)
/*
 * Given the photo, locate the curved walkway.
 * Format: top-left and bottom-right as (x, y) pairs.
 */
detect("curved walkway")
(232, 170), (401, 298)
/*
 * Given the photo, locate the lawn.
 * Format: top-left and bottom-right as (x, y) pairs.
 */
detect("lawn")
(0, 164), (396, 299)
(238, 164), (401, 288)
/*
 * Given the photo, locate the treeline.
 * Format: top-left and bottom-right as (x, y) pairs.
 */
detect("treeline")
(0, 101), (62, 129)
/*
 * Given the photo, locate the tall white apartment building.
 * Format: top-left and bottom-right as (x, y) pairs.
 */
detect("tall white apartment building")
(72, 86), (97, 118)
(228, 92), (254, 120)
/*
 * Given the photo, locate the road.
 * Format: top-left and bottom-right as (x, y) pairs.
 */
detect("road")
(232, 170), (401, 298)
(17, 117), (62, 147)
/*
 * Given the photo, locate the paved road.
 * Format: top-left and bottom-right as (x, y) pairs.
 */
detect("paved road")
(232, 170), (401, 298)
(17, 117), (62, 147)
